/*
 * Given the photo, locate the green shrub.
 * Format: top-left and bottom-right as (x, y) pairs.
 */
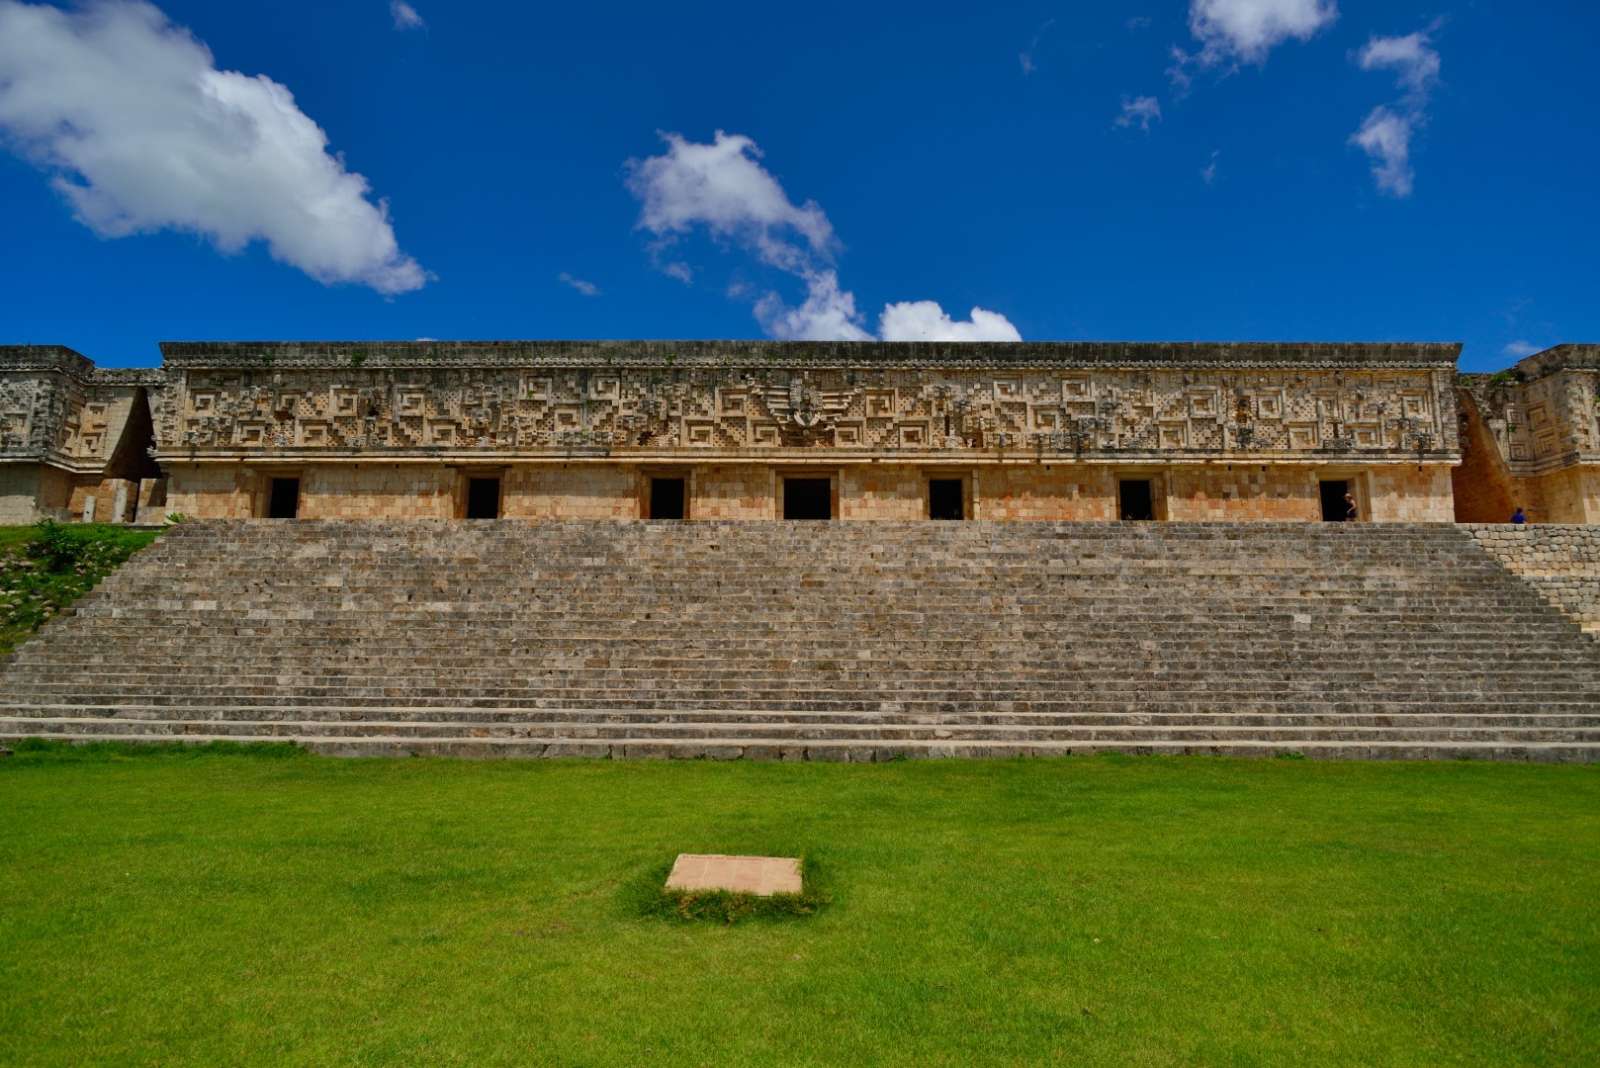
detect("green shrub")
(0, 522), (161, 657)
(27, 518), (81, 570)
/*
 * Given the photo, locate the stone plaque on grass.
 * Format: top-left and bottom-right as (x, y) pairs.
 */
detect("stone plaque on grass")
(665, 854), (802, 897)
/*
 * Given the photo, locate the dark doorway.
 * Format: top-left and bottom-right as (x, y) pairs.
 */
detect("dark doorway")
(1320, 480), (1350, 522)
(783, 478), (832, 520)
(466, 478), (501, 519)
(929, 478), (964, 520)
(649, 477), (686, 520)
(267, 478), (300, 519)
(1118, 479), (1154, 521)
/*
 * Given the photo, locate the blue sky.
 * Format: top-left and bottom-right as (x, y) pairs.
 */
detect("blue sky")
(0, 0), (1593, 370)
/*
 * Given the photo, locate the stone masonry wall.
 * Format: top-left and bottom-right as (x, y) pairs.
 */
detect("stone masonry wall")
(155, 460), (1463, 523)
(502, 465), (638, 520)
(1525, 467), (1600, 524)
(0, 464), (42, 523)
(1164, 467), (1319, 522)
(163, 464), (258, 519)
(693, 466), (776, 520)
(1452, 389), (1521, 523)
(299, 467), (456, 520)
(1456, 347), (1600, 523)
(1465, 524), (1600, 632)
(839, 466), (925, 520)
(972, 467), (1116, 521)
(1368, 465), (1456, 523)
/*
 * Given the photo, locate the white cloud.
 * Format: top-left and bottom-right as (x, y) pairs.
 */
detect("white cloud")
(1350, 29), (1440, 198)
(1165, 47), (1196, 95)
(1019, 18), (1054, 76)
(1349, 106), (1414, 197)
(625, 130), (1021, 342)
(1127, 16), (1153, 31)
(879, 301), (1022, 342)
(1170, 0), (1336, 88)
(558, 272), (599, 297)
(1188, 0), (1338, 64)
(0, 0), (426, 294)
(755, 270), (872, 342)
(626, 130), (835, 276)
(1201, 149), (1220, 184)
(1115, 95), (1162, 131)
(390, 2), (424, 30)
(1503, 340), (1540, 359)
(1356, 31), (1440, 96)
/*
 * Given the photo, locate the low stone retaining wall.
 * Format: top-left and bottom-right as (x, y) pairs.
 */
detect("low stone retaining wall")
(1464, 524), (1600, 632)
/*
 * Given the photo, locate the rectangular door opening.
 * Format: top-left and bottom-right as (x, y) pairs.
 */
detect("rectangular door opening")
(466, 477), (501, 519)
(1320, 480), (1351, 522)
(929, 478), (964, 520)
(267, 477), (300, 519)
(649, 477), (686, 520)
(783, 477), (832, 521)
(1118, 479), (1154, 521)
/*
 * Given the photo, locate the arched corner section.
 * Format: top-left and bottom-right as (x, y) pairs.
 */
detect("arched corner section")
(101, 388), (166, 522)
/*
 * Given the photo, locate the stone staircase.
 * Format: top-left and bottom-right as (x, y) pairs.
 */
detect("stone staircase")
(2, 520), (1598, 762)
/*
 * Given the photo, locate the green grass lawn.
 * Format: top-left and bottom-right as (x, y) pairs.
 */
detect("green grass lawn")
(0, 522), (162, 658)
(0, 747), (1595, 1067)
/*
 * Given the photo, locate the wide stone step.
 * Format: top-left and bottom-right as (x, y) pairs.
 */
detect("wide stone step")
(4, 730), (1595, 764)
(8, 668), (1598, 690)
(9, 716), (1600, 746)
(5, 675), (1598, 697)
(7, 692), (1599, 714)
(6, 703), (1596, 728)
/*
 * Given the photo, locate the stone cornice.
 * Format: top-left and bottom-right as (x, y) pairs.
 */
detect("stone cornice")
(0, 345), (95, 376)
(1513, 345), (1600, 381)
(158, 339), (1465, 372)
(89, 368), (168, 386)
(0, 347), (164, 386)
(155, 447), (1460, 466)
(0, 450), (108, 473)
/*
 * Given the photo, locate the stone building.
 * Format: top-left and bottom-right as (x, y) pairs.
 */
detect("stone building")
(0, 346), (165, 525)
(2, 337), (1577, 525)
(1454, 345), (1600, 524)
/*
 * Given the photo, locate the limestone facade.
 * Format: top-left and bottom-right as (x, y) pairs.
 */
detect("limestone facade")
(0, 336), (1563, 524)
(1456, 346), (1600, 523)
(0, 347), (165, 523)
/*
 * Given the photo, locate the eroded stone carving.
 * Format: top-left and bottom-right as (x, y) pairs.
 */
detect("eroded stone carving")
(3, 341), (1466, 467)
(153, 364), (1457, 460)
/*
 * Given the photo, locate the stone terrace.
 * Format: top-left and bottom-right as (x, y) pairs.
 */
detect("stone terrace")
(1, 520), (1597, 761)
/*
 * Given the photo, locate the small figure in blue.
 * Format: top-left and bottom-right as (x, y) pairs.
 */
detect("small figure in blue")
(1511, 506), (1527, 525)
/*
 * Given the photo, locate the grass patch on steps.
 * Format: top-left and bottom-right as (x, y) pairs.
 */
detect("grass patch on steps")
(0, 521), (162, 658)
(0, 753), (1596, 1066)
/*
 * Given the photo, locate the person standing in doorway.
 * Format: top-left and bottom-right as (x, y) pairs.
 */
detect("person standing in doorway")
(1511, 506), (1528, 525)
(1344, 492), (1358, 522)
